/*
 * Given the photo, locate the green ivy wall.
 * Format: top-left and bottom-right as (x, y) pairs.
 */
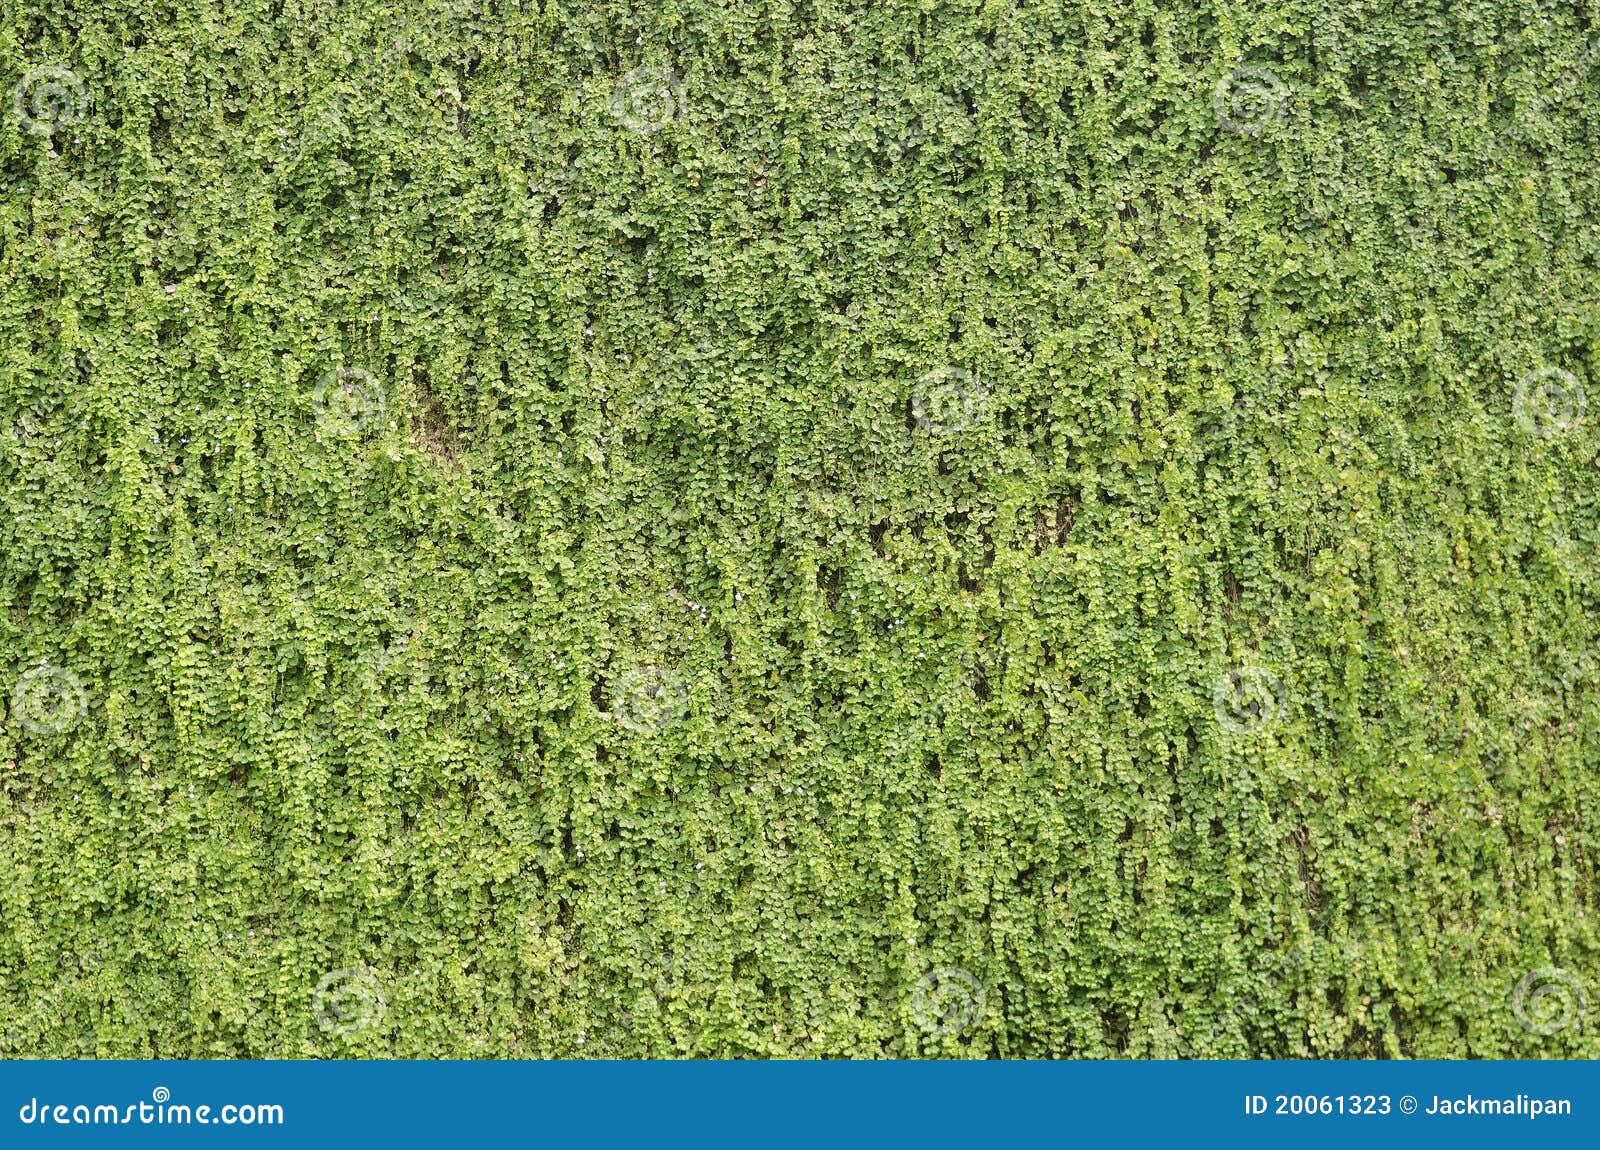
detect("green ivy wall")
(2, 0), (1598, 1057)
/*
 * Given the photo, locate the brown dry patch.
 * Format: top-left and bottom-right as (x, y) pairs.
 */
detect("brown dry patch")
(1030, 494), (1077, 553)
(410, 372), (462, 466)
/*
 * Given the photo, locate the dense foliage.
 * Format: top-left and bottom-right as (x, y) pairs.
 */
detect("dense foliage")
(2, 0), (1599, 1058)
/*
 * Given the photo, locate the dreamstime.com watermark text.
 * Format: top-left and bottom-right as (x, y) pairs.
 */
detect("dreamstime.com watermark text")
(17, 1087), (283, 1128)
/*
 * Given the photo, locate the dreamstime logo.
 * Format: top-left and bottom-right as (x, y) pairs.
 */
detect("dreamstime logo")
(886, 116), (927, 165)
(1212, 665), (1287, 734)
(586, 949), (693, 1054)
(1512, 367), (1586, 437)
(612, 67), (684, 133)
(912, 368), (988, 434)
(1490, 38), (1600, 162)
(10, 662), (88, 735)
(312, 967), (387, 1037)
(279, 93), (351, 168)
(313, 367), (386, 438)
(9, 392), (61, 447)
(1213, 66), (1289, 135)
(911, 967), (985, 1036)
(2, 989), (63, 1055)
(611, 666), (689, 733)
(1511, 967), (1585, 1036)
(654, 949), (689, 1000)
(11, 66), (87, 136)
(370, 628), (431, 690)
(528, 157), (581, 204)
(586, 1009), (637, 1056)
(1208, 946), (1308, 1042)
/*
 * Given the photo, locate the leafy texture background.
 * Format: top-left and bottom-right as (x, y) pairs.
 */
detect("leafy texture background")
(2, 0), (1599, 1057)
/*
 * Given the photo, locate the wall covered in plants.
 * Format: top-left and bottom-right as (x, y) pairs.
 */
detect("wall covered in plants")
(2, 0), (1598, 1057)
